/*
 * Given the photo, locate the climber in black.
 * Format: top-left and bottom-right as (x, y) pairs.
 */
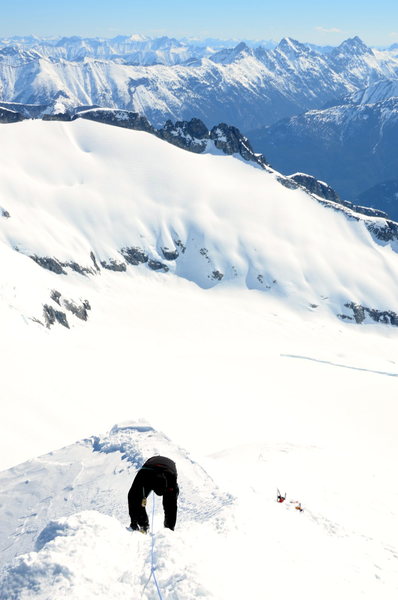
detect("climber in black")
(128, 455), (179, 533)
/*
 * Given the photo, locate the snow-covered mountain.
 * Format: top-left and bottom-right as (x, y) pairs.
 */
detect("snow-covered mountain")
(357, 179), (398, 220)
(1, 117), (398, 598)
(1, 117), (398, 325)
(1, 36), (398, 129)
(249, 94), (398, 202)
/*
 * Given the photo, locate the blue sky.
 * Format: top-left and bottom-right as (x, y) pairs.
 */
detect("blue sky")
(3, 0), (398, 46)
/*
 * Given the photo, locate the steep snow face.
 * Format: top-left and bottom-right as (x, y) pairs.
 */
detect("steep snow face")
(1, 37), (398, 129)
(1, 119), (398, 319)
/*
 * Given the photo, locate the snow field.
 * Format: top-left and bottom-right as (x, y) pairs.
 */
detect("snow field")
(1, 118), (398, 598)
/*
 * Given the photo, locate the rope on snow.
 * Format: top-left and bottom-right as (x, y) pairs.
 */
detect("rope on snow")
(141, 495), (164, 600)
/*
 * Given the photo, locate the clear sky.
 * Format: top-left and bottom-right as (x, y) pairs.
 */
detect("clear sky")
(2, 0), (398, 46)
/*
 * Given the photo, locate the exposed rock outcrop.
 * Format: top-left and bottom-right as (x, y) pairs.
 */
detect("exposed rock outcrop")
(44, 291), (92, 327)
(100, 259), (127, 272)
(0, 107), (24, 124)
(30, 255), (97, 276)
(120, 247), (148, 265)
(157, 118), (209, 153)
(77, 109), (154, 133)
(43, 304), (69, 328)
(288, 173), (340, 203)
(339, 302), (398, 326)
(73, 110), (269, 169)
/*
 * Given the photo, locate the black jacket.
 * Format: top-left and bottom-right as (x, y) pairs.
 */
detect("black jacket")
(128, 456), (179, 531)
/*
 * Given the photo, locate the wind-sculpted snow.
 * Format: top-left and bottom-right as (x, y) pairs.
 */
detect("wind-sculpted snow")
(0, 511), (215, 599)
(1, 435), (398, 599)
(0, 422), (230, 565)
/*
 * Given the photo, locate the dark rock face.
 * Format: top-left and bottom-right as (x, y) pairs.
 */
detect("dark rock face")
(0, 108), (24, 124)
(71, 110), (269, 169)
(120, 247), (148, 265)
(30, 254), (96, 275)
(157, 118), (209, 153)
(288, 172), (389, 219)
(63, 260), (96, 275)
(90, 251), (101, 272)
(157, 118), (269, 168)
(42, 112), (74, 121)
(148, 259), (169, 272)
(211, 270), (224, 281)
(43, 304), (69, 328)
(50, 290), (62, 305)
(210, 123), (266, 167)
(340, 302), (398, 326)
(1, 207), (11, 218)
(161, 247), (179, 260)
(31, 255), (66, 275)
(101, 259), (127, 272)
(62, 298), (91, 321)
(288, 173), (340, 203)
(44, 292), (91, 327)
(367, 220), (398, 243)
(77, 109), (154, 133)
(0, 102), (47, 119)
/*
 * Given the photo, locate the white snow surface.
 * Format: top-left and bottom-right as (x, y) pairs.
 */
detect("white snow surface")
(1, 118), (398, 598)
(1, 423), (398, 599)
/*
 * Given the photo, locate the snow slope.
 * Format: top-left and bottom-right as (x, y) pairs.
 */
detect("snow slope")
(1, 117), (398, 598)
(1, 422), (397, 599)
(1, 118), (398, 316)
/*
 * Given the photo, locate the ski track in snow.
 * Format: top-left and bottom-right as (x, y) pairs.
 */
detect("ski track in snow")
(280, 353), (398, 377)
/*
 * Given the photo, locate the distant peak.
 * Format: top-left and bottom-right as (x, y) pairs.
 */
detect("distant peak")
(277, 37), (308, 54)
(233, 41), (250, 53)
(336, 36), (371, 55)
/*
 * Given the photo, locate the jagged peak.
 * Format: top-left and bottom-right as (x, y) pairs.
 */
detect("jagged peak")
(333, 36), (372, 56)
(233, 41), (250, 53)
(210, 41), (252, 64)
(275, 37), (310, 56)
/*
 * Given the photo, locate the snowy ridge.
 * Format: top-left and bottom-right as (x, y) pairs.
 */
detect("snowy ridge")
(1, 426), (398, 599)
(1, 118), (398, 330)
(0, 422), (230, 567)
(0, 422), (231, 599)
(1, 36), (398, 129)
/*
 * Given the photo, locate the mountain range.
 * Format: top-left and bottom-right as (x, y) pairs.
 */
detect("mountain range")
(1, 35), (398, 131)
(249, 87), (398, 212)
